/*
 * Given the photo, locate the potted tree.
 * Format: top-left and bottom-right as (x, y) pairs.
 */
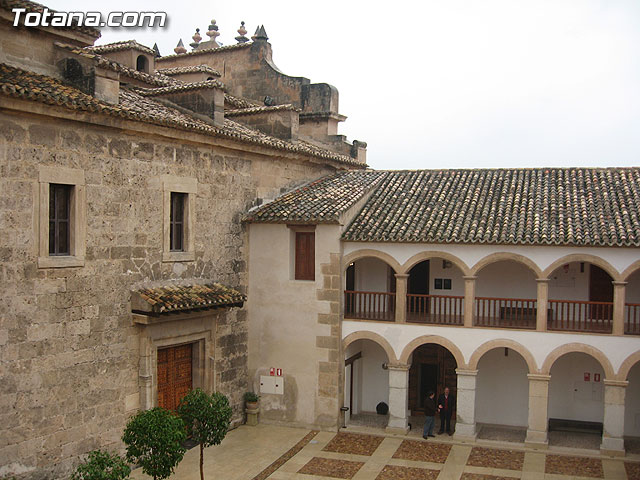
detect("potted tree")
(244, 392), (259, 426)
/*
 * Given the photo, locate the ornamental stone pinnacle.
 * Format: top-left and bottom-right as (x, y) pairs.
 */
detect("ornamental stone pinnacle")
(190, 28), (202, 49)
(252, 25), (268, 42)
(207, 19), (220, 41)
(174, 39), (187, 54)
(235, 21), (249, 43)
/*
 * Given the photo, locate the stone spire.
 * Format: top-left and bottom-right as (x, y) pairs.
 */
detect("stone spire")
(235, 21), (249, 43)
(152, 43), (161, 57)
(252, 25), (268, 42)
(174, 39), (187, 54)
(190, 28), (202, 50)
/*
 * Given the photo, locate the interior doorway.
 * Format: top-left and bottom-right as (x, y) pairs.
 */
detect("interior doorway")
(408, 343), (457, 414)
(589, 265), (613, 319)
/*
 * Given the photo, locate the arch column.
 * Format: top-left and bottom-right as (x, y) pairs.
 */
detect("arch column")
(386, 363), (410, 434)
(463, 276), (477, 328)
(395, 274), (409, 324)
(536, 278), (549, 332)
(601, 379), (628, 455)
(525, 373), (550, 448)
(612, 282), (627, 336)
(454, 368), (478, 441)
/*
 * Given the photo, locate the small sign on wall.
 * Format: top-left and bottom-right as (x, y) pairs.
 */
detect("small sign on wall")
(594, 373), (600, 382)
(270, 367), (275, 376)
(584, 372), (591, 382)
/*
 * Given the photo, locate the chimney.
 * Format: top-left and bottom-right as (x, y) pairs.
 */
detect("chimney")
(93, 67), (120, 105)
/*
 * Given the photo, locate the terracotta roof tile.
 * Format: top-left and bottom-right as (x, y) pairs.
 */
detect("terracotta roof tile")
(244, 171), (387, 223)
(132, 79), (226, 96)
(156, 42), (251, 61)
(1, 0), (101, 37)
(133, 283), (245, 314)
(0, 63), (363, 166)
(224, 93), (260, 109)
(157, 65), (221, 77)
(247, 168), (640, 247)
(226, 104), (300, 117)
(87, 40), (155, 56)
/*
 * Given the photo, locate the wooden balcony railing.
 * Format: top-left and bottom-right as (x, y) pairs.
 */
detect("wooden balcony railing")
(474, 297), (537, 329)
(626, 303), (640, 335)
(344, 291), (395, 321)
(406, 294), (464, 325)
(548, 300), (612, 333)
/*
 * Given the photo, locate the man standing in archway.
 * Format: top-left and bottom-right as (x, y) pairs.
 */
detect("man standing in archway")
(438, 387), (455, 435)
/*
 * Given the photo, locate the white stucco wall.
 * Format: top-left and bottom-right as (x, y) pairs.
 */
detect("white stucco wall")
(475, 261), (537, 299)
(475, 348), (529, 426)
(627, 271), (640, 304)
(356, 257), (391, 292)
(344, 339), (389, 414)
(247, 223), (342, 427)
(548, 353), (604, 422)
(625, 363), (640, 437)
(428, 260), (465, 297)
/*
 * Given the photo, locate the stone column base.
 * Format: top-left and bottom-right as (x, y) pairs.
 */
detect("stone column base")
(525, 429), (548, 449)
(600, 437), (625, 456)
(453, 422), (477, 442)
(246, 408), (259, 426)
(385, 425), (410, 435)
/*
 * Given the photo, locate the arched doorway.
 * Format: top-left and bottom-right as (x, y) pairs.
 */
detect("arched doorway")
(547, 262), (614, 333)
(406, 258), (465, 325)
(474, 259), (538, 329)
(408, 344), (458, 418)
(344, 338), (391, 427)
(548, 352), (605, 449)
(625, 269), (640, 335)
(475, 347), (529, 440)
(345, 257), (396, 321)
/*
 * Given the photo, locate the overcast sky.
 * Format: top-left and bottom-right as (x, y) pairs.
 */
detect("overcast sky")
(46, 1), (640, 170)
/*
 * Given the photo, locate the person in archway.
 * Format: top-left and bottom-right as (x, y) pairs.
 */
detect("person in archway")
(422, 391), (436, 439)
(437, 387), (455, 435)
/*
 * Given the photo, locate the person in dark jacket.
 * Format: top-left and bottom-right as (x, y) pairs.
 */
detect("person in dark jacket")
(437, 387), (455, 435)
(422, 391), (437, 439)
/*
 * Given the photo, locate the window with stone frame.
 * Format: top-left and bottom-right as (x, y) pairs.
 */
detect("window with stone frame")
(38, 166), (86, 268)
(294, 231), (315, 281)
(162, 175), (197, 262)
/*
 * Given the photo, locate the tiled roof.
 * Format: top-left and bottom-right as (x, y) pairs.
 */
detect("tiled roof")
(244, 170), (387, 223)
(343, 169), (640, 246)
(1, 0), (101, 37)
(132, 79), (226, 96)
(247, 168), (640, 247)
(133, 283), (245, 314)
(157, 65), (221, 77)
(55, 42), (178, 87)
(226, 104), (300, 117)
(156, 42), (252, 61)
(87, 40), (155, 56)
(0, 63), (363, 166)
(225, 93), (260, 109)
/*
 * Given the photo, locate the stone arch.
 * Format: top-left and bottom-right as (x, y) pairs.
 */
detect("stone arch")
(621, 260), (640, 282)
(617, 351), (640, 381)
(399, 335), (466, 367)
(342, 249), (402, 274)
(468, 339), (537, 374)
(471, 252), (543, 278)
(342, 331), (398, 364)
(540, 343), (615, 378)
(402, 251), (471, 276)
(542, 254), (621, 282)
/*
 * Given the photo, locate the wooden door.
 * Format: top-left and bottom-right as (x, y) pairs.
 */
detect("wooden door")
(408, 344), (457, 414)
(589, 265), (613, 320)
(157, 344), (193, 411)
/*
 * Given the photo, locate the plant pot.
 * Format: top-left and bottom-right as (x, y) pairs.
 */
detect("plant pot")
(246, 401), (258, 410)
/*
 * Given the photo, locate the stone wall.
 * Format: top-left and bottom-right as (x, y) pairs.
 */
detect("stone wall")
(0, 107), (335, 479)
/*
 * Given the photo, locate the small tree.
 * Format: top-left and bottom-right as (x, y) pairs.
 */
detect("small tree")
(122, 408), (186, 480)
(177, 389), (232, 480)
(71, 450), (130, 480)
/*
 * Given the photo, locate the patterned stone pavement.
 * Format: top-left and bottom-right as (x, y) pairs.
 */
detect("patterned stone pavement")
(130, 425), (640, 480)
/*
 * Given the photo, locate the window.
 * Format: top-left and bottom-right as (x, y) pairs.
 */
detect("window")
(170, 192), (186, 252)
(38, 166), (86, 268)
(49, 184), (71, 255)
(295, 231), (315, 280)
(162, 175), (197, 262)
(136, 55), (149, 73)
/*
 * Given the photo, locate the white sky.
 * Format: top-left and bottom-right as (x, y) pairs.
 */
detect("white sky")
(46, 1), (640, 170)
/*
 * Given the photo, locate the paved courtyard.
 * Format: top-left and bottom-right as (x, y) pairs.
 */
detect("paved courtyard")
(130, 425), (640, 480)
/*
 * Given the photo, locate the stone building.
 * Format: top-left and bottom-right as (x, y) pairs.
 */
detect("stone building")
(0, 1), (365, 477)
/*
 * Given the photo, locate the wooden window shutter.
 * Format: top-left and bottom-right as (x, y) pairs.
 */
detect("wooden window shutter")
(295, 232), (315, 280)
